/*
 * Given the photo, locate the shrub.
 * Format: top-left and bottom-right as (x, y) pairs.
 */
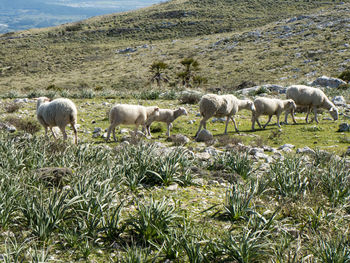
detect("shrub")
(338, 69), (350, 82)
(2, 102), (21, 113)
(5, 116), (41, 134)
(179, 90), (202, 104)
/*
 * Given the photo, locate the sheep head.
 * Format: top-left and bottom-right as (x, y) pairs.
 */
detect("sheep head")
(329, 107), (338, 121)
(178, 107), (188, 116)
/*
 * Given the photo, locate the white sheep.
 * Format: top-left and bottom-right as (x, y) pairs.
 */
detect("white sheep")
(36, 97), (78, 144)
(251, 97), (296, 131)
(195, 94), (255, 137)
(284, 85), (338, 124)
(106, 104), (160, 142)
(145, 107), (188, 137)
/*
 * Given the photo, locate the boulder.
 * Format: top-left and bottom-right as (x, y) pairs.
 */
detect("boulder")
(296, 146), (316, 155)
(338, 123), (350, 132)
(35, 167), (73, 187)
(168, 134), (190, 145)
(196, 129), (213, 142)
(311, 76), (347, 88)
(332, 96), (347, 106)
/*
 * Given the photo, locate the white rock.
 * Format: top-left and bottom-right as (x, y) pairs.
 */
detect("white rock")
(311, 76), (346, 88)
(296, 146), (316, 155)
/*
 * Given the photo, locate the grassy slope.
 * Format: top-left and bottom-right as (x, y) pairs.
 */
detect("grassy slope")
(0, 0), (349, 94)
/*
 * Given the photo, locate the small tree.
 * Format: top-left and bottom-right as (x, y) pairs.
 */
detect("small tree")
(177, 57), (204, 88)
(149, 61), (169, 88)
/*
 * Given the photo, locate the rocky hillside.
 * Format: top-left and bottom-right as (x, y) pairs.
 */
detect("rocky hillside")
(0, 0), (349, 95)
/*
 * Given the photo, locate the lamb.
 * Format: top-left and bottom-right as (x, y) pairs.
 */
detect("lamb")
(145, 107), (188, 137)
(251, 97), (296, 131)
(106, 104), (160, 142)
(36, 97), (78, 144)
(284, 85), (338, 124)
(195, 94), (255, 137)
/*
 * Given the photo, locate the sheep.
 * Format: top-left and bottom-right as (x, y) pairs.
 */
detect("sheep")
(106, 104), (160, 142)
(251, 97), (296, 131)
(284, 85), (338, 124)
(36, 97), (78, 144)
(145, 107), (188, 137)
(195, 94), (255, 137)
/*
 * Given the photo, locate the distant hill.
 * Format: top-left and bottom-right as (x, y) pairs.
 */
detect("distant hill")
(0, 0), (161, 33)
(0, 0), (349, 96)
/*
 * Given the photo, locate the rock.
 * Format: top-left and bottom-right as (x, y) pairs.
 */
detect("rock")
(166, 184), (179, 191)
(311, 76), (347, 88)
(338, 123), (350, 132)
(6, 125), (16, 133)
(117, 47), (137, 54)
(248, 147), (264, 155)
(332, 96), (347, 106)
(196, 129), (213, 142)
(92, 133), (100, 138)
(196, 152), (211, 160)
(35, 167), (73, 187)
(169, 134), (190, 145)
(101, 133), (108, 138)
(278, 144), (295, 150)
(204, 146), (219, 156)
(93, 127), (102, 134)
(296, 146), (316, 155)
(188, 120), (196, 124)
(120, 128), (129, 134)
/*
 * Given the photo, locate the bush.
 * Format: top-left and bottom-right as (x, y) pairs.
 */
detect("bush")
(179, 90), (202, 104)
(338, 69), (350, 82)
(2, 102), (21, 113)
(5, 117), (41, 134)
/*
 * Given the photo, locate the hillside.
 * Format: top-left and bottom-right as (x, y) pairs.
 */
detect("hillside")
(0, 0), (349, 96)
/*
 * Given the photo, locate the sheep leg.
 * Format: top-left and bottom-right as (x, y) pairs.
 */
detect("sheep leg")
(195, 117), (208, 137)
(263, 116), (272, 129)
(50, 127), (57, 139)
(305, 107), (311, 123)
(291, 108), (297, 124)
(166, 123), (171, 137)
(106, 123), (116, 142)
(276, 114), (281, 128)
(230, 117), (239, 133)
(284, 111), (289, 124)
(59, 126), (68, 141)
(146, 125), (152, 137)
(223, 116), (230, 134)
(313, 106), (319, 124)
(71, 123), (78, 144)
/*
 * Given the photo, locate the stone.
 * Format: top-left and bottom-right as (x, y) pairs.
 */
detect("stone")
(92, 133), (100, 138)
(346, 146), (350, 156)
(169, 134), (190, 145)
(196, 152), (211, 160)
(6, 125), (16, 133)
(311, 76), (347, 88)
(93, 127), (102, 133)
(120, 128), (129, 134)
(278, 144), (295, 150)
(196, 129), (213, 142)
(332, 96), (347, 106)
(248, 147), (264, 155)
(338, 123), (350, 132)
(166, 184), (179, 191)
(296, 146), (316, 155)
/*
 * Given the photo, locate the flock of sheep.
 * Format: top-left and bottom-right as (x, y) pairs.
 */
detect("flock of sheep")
(35, 84), (339, 144)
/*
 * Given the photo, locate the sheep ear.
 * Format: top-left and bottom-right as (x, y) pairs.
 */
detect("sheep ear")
(154, 107), (159, 112)
(250, 104), (256, 111)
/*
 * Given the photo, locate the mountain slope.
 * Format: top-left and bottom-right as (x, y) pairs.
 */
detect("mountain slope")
(0, 0), (349, 95)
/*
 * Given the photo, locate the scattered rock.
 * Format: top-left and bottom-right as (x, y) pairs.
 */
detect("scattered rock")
(248, 147), (264, 155)
(346, 146), (350, 156)
(338, 123), (350, 132)
(311, 76), (347, 88)
(332, 96), (347, 106)
(196, 129), (213, 142)
(166, 184), (179, 191)
(117, 47), (137, 54)
(196, 152), (211, 160)
(93, 127), (102, 134)
(0, 122), (16, 133)
(168, 134), (190, 145)
(296, 146), (316, 155)
(278, 144), (295, 151)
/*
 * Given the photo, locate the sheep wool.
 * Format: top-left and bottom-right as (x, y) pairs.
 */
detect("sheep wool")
(36, 97), (78, 144)
(106, 104), (159, 142)
(251, 97), (296, 131)
(195, 94), (255, 136)
(285, 85), (338, 124)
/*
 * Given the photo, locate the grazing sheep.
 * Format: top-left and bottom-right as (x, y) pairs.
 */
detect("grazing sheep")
(145, 107), (188, 137)
(106, 104), (160, 142)
(285, 85), (338, 124)
(195, 94), (255, 137)
(36, 97), (78, 144)
(251, 97), (296, 131)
